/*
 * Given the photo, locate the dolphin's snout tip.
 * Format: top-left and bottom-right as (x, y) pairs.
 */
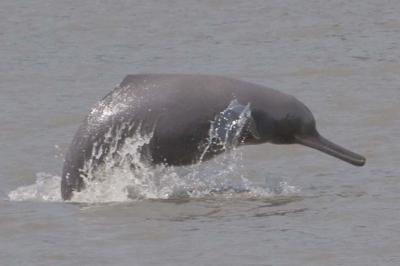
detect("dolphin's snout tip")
(295, 134), (367, 167)
(353, 156), (366, 167)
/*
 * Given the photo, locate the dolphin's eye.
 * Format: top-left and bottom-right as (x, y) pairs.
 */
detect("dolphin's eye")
(284, 113), (301, 130)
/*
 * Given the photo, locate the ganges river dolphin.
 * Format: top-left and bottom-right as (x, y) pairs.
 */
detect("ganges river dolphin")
(61, 74), (366, 200)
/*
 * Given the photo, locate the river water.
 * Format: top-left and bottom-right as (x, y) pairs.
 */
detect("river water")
(1, 0), (400, 265)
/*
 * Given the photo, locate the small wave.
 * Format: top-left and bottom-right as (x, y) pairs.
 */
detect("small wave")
(8, 172), (62, 202)
(7, 165), (299, 204)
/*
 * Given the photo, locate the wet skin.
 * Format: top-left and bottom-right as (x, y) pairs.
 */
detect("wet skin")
(61, 74), (366, 200)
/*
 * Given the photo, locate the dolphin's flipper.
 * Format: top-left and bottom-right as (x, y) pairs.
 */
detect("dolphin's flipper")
(212, 99), (259, 148)
(245, 115), (261, 141)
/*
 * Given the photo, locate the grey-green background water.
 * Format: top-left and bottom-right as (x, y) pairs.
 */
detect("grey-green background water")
(1, 0), (400, 265)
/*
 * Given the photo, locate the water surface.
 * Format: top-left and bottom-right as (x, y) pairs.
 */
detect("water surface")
(1, 1), (400, 265)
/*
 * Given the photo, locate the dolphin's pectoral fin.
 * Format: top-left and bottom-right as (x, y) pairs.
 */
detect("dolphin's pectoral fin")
(211, 99), (260, 148)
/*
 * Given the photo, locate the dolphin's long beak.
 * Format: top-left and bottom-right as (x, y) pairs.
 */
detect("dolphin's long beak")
(295, 134), (366, 166)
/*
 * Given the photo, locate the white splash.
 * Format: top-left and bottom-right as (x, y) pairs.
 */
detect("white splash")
(8, 100), (299, 203)
(8, 172), (62, 202)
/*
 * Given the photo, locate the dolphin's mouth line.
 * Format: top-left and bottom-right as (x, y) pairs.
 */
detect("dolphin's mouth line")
(294, 134), (366, 166)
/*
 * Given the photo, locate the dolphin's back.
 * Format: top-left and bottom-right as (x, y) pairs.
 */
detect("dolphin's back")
(61, 74), (295, 199)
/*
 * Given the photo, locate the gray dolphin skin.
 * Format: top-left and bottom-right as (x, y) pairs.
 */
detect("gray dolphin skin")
(61, 74), (366, 200)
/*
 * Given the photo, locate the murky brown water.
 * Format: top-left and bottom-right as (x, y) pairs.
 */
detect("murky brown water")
(1, 0), (400, 265)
